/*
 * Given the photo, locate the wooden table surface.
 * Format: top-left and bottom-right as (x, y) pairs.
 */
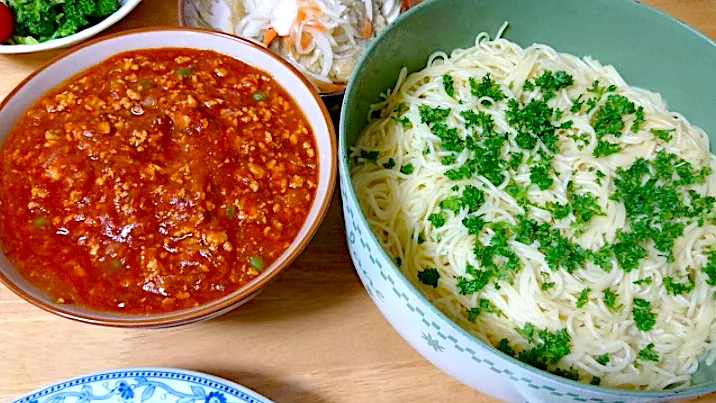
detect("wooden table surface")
(2, 1), (716, 402)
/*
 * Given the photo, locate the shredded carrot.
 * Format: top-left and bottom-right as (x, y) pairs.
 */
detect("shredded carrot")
(315, 80), (346, 93)
(263, 28), (278, 47)
(297, 5), (325, 30)
(283, 36), (295, 57)
(300, 32), (312, 48)
(362, 19), (373, 38)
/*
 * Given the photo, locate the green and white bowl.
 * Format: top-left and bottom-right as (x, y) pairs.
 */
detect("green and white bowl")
(339, 0), (716, 401)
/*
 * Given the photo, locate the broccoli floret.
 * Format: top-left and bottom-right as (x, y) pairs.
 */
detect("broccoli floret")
(8, 0), (120, 43)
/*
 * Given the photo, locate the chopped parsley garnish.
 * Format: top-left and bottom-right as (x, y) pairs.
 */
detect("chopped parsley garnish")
(517, 323), (536, 342)
(515, 131), (538, 150)
(523, 80), (535, 91)
(663, 274), (695, 296)
(440, 155), (456, 165)
(400, 163), (414, 175)
(419, 104), (451, 125)
(591, 94), (637, 157)
(587, 80), (617, 100)
(467, 299), (501, 321)
(506, 180), (530, 207)
(360, 149), (379, 163)
(469, 74), (505, 105)
(444, 161), (474, 180)
(631, 106), (645, 133)
(650, 128), (675, 142)
(416, 231), (425, 245)
(609, 231), (648, 272)
(460, 110), (494, 133)
(506, 98), (559, 154)
(552, 367), (579, 381)
(603, 288), (621, 311)
(637, 343), (659, 362)
(395, 256), (402, 266)
(516, 327), (572, 371)
(497, 338), (516, 356)
(514, 217), (586, 273)
(462, 214), (486, 235)
(457, 264), (493, 295)
(382, 158), (396, 169)
(633, 276), (652, 286)
(442, 74), (455, 97)
(593, 140), (622, 157)
(576, 288), (591, 308)
(417, 267), (440, 288)
(439, 186), (484, 214)
(462, 185), (484, 212)
(568, 132), (590, 151)
(632, 298), (656, 331)
(534, 70), (574, 92)
(596, 353), (609, 365)
(465, 129), (507, 185)
(473, 222), (521, 281)
(530, 158), (554, 190)
(590, 376), (601, 385)
(570, 95), (585, 114)
(440, 195), (463, 212)
(568, 188), (605, 229)
(432, 123), (465, 152)
(541, 280), (556, 291)
(396, 117), (411, 128)
(428, 213), (447, 228)
(608, 151), (712, 266)
(508, 152), (524, 170)
(704, 251), (716, 286)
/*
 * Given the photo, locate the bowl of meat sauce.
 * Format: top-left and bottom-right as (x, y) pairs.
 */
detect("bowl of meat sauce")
(0, 28), (336, 327)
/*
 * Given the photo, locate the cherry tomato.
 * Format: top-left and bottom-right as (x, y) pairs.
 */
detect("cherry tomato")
(0, 3), (13, 43)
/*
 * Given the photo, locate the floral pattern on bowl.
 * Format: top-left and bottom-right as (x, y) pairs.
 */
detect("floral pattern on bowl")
(11, 368), (272, 403)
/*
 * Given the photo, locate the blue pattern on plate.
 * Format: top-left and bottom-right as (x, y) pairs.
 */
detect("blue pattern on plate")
(12, 369), (269, 403)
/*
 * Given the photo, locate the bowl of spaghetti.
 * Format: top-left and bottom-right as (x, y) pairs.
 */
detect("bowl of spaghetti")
(339, 0), (716, 400)
(178, 0), (418, 96)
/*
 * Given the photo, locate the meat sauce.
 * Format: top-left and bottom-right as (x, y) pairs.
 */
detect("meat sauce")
(0, 48), (318, 313)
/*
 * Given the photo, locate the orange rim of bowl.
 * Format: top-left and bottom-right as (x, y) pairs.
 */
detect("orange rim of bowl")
(0, 26), (337, 328)
(176, 0), (347, 97)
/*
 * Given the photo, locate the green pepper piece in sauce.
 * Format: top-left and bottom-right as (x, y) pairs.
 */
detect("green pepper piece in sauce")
(32, 216), (47, 227)
(252, 91), (268, 101)
(249, 255), (265, 271)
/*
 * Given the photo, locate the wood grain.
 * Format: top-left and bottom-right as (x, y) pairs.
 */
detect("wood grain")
(1, 1), (715, 402)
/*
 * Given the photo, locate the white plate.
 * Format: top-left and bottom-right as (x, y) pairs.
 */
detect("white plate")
(0, 0), (143, 54)
(10, 368), (273, 403)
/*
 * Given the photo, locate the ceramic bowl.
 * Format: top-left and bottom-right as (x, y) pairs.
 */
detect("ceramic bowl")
(0, 0), (143, 54)
(0, 28), (336, 328)
(339, 0), (716, 401)
(177, 0), (406, 97)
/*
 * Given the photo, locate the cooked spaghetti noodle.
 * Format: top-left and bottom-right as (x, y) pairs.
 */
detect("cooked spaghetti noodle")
(350, 25), (716, 389)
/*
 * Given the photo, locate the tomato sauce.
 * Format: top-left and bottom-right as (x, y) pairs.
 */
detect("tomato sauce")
(0, 48), (318, 314)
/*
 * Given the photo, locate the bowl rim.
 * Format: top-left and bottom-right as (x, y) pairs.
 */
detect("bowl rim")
(0, 26), (337, 328)
(0, 0), (144, 54)
(339, 0), (716, 397)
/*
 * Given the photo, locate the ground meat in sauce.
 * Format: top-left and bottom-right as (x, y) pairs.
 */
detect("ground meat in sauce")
(0, 48), (318, 314)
